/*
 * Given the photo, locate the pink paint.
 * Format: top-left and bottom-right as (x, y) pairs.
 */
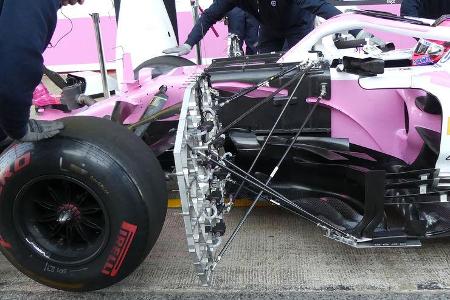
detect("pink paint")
(33, 83), (60, 107)
(44, 5), (416, 70)
(282, 12), (439, 63)
(44, 16), (117, 69)
(37, 64), (204, 124)
(308, 80), (441, 164)
(122, 53), (136, 84)
(356, 5), (417, 49)
(427, 71), (450, 87)
(37, 5), (443, 166)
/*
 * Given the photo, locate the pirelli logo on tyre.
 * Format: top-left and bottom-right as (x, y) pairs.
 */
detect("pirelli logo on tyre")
(0, 235), (11, 249)
(102, 221), (138, 277)
(0, 152), (31, 196)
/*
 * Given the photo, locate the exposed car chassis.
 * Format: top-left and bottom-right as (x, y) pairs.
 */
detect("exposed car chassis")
(174, 12), (450, 284)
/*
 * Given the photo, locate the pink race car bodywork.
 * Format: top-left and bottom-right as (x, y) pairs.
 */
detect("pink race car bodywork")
(35, 11), (449, 166)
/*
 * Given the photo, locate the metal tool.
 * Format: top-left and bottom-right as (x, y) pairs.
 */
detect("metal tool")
(91, 13), (110, 98)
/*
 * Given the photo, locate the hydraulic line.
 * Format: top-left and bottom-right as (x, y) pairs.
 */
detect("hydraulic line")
(230, 64), (314, 206)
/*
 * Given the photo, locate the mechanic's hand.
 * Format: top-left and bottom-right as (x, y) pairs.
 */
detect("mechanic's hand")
(163, 44), (192, 56)
(61, 0), (85, 6)
(356, 30), (386, 48)
(18, 120), (64, 142)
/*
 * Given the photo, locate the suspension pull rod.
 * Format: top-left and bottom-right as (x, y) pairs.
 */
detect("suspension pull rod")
(199, 151), (350, 237)
(231, 65), (313, 204)
(215, 97), (323, 263)
(206, 70), (305, 146)
(211, 94), (351, 264)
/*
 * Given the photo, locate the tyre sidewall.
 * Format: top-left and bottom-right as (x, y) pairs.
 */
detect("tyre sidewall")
(0, 140), (152, 291)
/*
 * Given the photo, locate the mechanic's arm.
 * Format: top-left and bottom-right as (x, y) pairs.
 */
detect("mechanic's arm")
(297, 0), (341, 19)
(400, 0), (421, 17)
(0, 0), (82, 142)
(163, 0), (236, 56)
(298, 0), (385, 45)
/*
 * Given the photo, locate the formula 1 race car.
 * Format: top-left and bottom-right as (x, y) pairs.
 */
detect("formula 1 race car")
(1, 10), (450, 292)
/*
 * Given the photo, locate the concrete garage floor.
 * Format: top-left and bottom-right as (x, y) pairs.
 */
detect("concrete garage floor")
(2, 207), (450, 299)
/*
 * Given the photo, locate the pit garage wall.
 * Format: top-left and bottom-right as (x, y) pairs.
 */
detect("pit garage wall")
(43, 0), (407, 72)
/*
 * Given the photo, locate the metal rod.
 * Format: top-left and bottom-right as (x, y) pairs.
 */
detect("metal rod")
(190, 0), (202, 65)
(206, 68), (304, 146)
(128, 102), (182, 130)
(196, 150), (350, 237)
(231, 65), (312, 204)
(215, 95), (327, 262)
(91, 13), (110, 98)
(218, 63), (302, 108)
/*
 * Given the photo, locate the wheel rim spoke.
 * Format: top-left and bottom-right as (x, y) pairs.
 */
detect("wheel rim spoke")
(36, 213), (57, 223)
(33, 199), (56, 211)
(65, 225), (74, 247)
(80, 206), (101, 215)
(75, 224), (90, 243)
(81, 218), (103, 232)
(50, 223), (64, 238)
(47, 186), (63, 204)
(18, 177), (108, 263)
(63, 181), (72, 202)
(75, 191), (88, 205)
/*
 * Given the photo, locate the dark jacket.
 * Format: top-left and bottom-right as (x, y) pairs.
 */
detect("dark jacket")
(0, 0), (59, 139)
(185, 0), (341, 47)
(401, 0), (450, 19)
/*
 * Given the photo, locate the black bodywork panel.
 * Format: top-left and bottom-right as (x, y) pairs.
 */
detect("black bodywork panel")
(205, 54), (332, 134)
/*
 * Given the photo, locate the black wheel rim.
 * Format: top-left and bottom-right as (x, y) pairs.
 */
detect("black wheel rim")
(14, 176), (110, 265)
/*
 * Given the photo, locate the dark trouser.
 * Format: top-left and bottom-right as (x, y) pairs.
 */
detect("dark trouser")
(0, 0), (59, 140)
(227, 8), (259, 55)
(258, 24), (313, 54)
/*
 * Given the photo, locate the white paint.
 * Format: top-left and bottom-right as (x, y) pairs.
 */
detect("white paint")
(280, 14), (450, 64)
(115, 0), (177, 88)
(49, 63), (116, 73)
(359, 68), (413, 89)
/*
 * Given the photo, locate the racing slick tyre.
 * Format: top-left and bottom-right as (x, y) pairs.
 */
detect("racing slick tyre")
(133, 55), (196, 79)
(0, 117), (167, 291)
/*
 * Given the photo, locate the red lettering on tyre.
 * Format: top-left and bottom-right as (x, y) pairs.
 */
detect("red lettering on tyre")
(0, 152), (31, 248)
(101, 221), (137, 277)
(0, 235), (11, 249)
(14, 152), (31, 172)
(0, 152), (31, 196)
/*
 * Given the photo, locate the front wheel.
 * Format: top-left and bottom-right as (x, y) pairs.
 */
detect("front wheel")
(0, 117), (167, 291)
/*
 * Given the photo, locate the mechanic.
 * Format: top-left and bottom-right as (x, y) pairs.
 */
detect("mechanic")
(226, 7), (259, 55)
(164, 0), (370, 55)
(401, 0), (450, 19)
(0, 0), (83, 148)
